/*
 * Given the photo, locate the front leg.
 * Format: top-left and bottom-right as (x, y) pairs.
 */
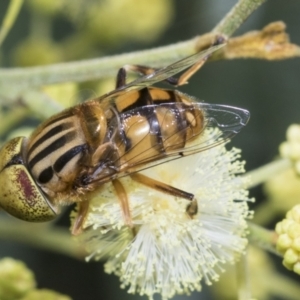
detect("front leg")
(71, 200), (90, 235)
(76, 142), (120, 189)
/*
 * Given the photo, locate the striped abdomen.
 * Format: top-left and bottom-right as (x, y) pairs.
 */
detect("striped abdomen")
(106, 87), (205, 170)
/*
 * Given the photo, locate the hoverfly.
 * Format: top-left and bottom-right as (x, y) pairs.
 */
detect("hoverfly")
(0, 39), (250, 234)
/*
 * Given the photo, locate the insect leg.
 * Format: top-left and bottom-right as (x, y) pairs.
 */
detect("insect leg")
(115, 65), (160, 88)
(112, 179), (133, 227)
(71, 200), (90, 235)
(115, 55), (208, 88)
(117, 64), (179, 87)
(130, 173), (198, 217)
(115, 35), (226, 88)
(115, 67), (127, 88)
(173, 36), (226, 86)
(174, 57), (208, 86)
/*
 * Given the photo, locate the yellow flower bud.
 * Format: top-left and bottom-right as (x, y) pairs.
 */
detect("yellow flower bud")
(276, 234), (292, 252)
(286, 124), (300, 142)
(281, 219), (294, 233)
(0, 258), (36, 300)
(279, 124), (300, 175)
(275, 204), (300, 274)
(27, 0), (64, 15)
(284, 248), (298, 265)
(287, 223), (300, 239)
(279, 142), (291, 158)
(264, 169), (300, 218)
(85, 0), (174, 45)
(21, 289), (72, 300)
(292, 237), (300, 251)
(293, 262), (300, 275)
(12, 38), (63, 67)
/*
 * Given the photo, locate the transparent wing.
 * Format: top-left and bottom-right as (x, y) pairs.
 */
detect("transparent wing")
(102, 101), (250, 179)
(96, 43), (225, 108)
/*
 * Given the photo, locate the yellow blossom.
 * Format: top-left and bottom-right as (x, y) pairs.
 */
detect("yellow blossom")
(12, 38), (63, 66)
(85, 0), (174, 45)
(0, 258), (36, 300)
(276, 204), (300, 274)
(76, 129), (251, 300)
(27, 0), (65, 16)
(263, 168), (300, 217)
(280, 124), (300, 174)
(21, 289), (72, 300)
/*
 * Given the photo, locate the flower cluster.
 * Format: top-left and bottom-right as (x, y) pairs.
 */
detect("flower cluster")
(75, 129), (251, 299)
(280, 124), (300, 174)
(15, 0), (174, 66)
(0, 257), (71, 300)
(276, 204), (300, 274)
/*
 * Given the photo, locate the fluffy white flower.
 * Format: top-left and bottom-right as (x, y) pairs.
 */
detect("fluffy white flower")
(76, 129), (251, 300)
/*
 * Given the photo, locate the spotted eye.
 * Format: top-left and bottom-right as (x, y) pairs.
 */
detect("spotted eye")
(0, 137), (59, 221)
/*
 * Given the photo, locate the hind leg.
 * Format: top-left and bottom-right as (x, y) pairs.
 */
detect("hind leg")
(114, 36), (225, 88)
(130, 173), (198, 217)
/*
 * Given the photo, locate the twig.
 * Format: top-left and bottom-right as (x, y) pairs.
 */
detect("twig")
(247, 222), (279, 255)
(243, 158), (292, 189)
(236, 251), (252, 300)
(0, 219), (86, 260)
(0, 0), (24, 47)
(213, 0), (267, 36)
(0, 0), (267, 99)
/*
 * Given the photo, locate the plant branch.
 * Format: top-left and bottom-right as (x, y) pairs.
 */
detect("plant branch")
(236, 252), (252, 300)
(213, 0), (267, 36)
(0, 0), (268, 99)
(247, 222), (279, 255)
(0, 219), (86, 260)
(243, 158), (292, 189)
(0, 0), (24, 47)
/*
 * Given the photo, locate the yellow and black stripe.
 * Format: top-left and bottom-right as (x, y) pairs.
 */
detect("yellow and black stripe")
(27, 112), (87, 186)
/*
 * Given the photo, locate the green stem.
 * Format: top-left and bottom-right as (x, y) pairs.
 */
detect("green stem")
(247, 222), (278, 255)
(213, 0), (267, 36)
(252, 200), (278, 225)
(0, 0), (24, 47)
(243, 158), (292, 189)
(236, 252), (251, 300)
(0, 0), (267, 99)
(0, 40), (198, 99)
(266, 272), (300, 300)
(0, 219), (86, 260)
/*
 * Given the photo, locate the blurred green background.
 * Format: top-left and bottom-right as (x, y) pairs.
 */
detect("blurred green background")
(1, 1), (300, 299)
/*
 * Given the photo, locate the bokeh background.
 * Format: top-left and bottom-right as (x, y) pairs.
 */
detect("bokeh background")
(1, 0), (300, 299)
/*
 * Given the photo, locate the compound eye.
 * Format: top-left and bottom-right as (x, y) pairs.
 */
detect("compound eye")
(0, 138), (59, 222)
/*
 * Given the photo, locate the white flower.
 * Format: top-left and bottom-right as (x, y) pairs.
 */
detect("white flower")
(76, 129), (252, 300)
